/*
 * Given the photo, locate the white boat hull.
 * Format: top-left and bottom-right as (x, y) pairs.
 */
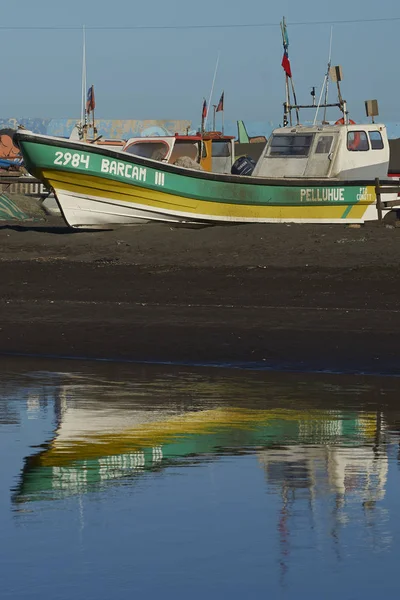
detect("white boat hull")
(54, 188), (383, 229)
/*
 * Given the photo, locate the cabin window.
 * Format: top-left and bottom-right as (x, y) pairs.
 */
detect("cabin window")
(369, 131), (384, 150)
(169, 141), (199, 163)
(125, 141), (169, 160)
(315, 136), (333, 154)
(347, 131), (369, 152)
(211, 141), (231, 157)
(268, 134), (314, 157)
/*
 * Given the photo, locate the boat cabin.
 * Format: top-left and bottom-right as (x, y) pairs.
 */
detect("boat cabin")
(252, 123), (389, 180)
(122, 132), (235, 174)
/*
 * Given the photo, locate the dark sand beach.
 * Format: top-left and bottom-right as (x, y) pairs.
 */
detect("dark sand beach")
(0, 217), (400, 374)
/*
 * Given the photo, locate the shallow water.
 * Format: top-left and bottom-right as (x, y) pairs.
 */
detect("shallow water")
(1, 357), (400, 599)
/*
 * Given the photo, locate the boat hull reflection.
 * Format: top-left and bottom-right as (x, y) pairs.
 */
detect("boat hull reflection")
(11, 363), (393, 506)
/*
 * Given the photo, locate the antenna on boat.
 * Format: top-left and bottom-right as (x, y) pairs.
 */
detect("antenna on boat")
(365, 99), (379, 124)
(313, 28), (334, 126)
(329, 65), (348, 123)
(311, 87), (316, 107)
(205, 53), (220, 133)
(323, 27), (333, 123)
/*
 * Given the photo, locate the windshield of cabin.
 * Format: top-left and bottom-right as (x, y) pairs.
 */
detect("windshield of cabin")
(169, 140), (199, 163)
(211, 141), (231, 157)
(268, 134), (314, 157)
(125, 141), (169, 160)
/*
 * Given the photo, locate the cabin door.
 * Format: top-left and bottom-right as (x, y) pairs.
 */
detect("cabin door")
(211, 140), (233, 174)
(200, 140), (212, 171)
(303, 133), (338, 177)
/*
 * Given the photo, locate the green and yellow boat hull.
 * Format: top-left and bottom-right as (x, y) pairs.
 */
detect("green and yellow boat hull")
(16, 131), (379, 228)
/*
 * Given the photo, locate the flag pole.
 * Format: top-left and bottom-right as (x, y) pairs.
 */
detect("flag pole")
(281, 17), (299, 126)
(285, 73), (291, 127)
(281, 19), (290, 127)
(81, 25), (88, 141)
(290, 79), (300, 126)
(92, 86), (96, 137)
(80, 25), (87, 138)
(215, 91), (225, 133)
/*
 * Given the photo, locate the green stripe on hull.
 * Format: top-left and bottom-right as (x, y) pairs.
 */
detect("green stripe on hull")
(19, 139), (376, 207)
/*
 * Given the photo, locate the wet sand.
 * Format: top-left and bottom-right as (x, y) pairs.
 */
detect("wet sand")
(0, 217), (400, 374)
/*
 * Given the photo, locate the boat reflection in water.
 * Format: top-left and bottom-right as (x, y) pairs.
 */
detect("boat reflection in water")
(11, 363), (395, 522)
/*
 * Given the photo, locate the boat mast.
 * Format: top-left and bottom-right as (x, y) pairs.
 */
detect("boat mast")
(281, 20), (344, 124)
(323, 27), (333, 124)
(330, 65), (348, 123)
(205, 53), (220, 133)
(313, 28), (334, 126)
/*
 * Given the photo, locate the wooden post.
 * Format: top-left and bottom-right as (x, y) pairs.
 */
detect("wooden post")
(375, 177), (383, 223)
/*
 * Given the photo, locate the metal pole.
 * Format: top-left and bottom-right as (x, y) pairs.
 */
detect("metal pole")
(281, 18), (290, 127)
(285, 76), (291, 126)
(290, 78), (300, 125)
(323, 27), (333, 124)
(313, 76), (327, 125)
(81, 25), (86, 127)
(375, 177), (383, 223)
(92, 99), (96, 137)
(205, 53), (220, 132)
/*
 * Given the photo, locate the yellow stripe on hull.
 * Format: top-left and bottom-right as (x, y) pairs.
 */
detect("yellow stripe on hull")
(38, 408), (377, 467)
(41, 169), (373, 222)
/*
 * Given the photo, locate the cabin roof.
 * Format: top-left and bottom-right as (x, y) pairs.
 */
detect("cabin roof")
(125, 133), (235, 144)
(272, 123), (387, 135)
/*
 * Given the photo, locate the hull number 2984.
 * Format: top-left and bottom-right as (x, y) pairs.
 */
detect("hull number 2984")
(54, 151), (90, 169)
(53, 150), (165, 187)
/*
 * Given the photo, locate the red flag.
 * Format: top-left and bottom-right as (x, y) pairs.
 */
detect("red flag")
(202, 99), (207, 119)
(281, 51), (292, 78)
(86, 85), (95, 114)
(216, 91), (224, 112)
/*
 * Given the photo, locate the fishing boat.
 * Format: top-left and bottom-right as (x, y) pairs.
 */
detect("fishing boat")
(14, 20), (393, 228)
(14, 116), (391, 228)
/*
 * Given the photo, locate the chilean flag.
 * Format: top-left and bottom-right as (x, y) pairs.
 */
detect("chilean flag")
(86, 85), (95, 114)
(216, 91), (224, 113)
(202, 99), (207, 119)
(281, 50), (292, 78)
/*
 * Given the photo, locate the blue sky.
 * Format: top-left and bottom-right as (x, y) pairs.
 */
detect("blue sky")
(2, 0), (399, 126)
